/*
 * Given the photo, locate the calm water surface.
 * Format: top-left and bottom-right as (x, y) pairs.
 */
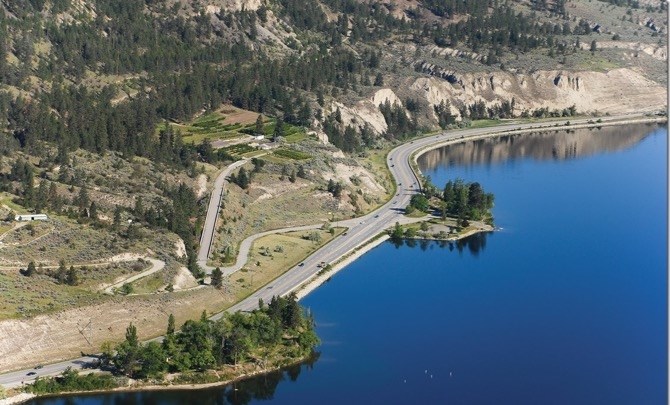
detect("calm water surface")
(32, 124), (667, 405)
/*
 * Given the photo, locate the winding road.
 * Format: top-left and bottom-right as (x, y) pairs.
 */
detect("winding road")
(0, 113), (662, 389)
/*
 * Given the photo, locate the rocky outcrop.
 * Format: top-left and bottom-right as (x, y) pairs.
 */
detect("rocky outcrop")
(330, 88), (406, 135)
(205, 0), (262, 13)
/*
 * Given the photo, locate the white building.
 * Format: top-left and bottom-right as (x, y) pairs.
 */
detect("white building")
(15, 214), (48, 221)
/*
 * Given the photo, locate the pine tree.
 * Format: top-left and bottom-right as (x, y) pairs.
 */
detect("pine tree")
(273, 118), (284, 141)
(254, 114), (264, 135)
(112, 206), (122, 231)
(211, 267), (223, 289)
(76, 187), (90, 213)
(133, 196), (144, 219)
(56, 260), (67, 284)
(66, 266), (79, 286)
(25, 261), (36, 277)
(166, 314), (176, 337)
(89, 202), (98, 220)
(236, 167), (249, 189)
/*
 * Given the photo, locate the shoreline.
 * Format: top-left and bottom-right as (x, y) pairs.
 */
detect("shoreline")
(2, 355), (311, 404)
(293, 220), (495, 300)
(1, 115), (665, 401)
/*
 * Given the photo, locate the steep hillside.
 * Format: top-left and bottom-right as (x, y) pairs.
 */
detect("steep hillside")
(0, 0), (666, 153)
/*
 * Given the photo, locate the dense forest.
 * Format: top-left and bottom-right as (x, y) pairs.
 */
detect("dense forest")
(0, 0), (609, 160)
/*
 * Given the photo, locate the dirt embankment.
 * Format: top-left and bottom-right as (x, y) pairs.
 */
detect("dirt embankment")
(0, 288), (231, 373)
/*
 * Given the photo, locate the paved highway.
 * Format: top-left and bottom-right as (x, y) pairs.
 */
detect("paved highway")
(1, 114), (660, 388)
(217, 114), (658, 315)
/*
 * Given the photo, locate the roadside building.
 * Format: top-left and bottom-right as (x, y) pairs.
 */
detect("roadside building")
(15, 214), (48, 221)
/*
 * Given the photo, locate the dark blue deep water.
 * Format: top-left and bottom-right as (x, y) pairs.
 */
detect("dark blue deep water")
(31, 124), (667, 405)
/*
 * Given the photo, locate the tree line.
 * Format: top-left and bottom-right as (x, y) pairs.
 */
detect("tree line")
(106, 294), (318, 379)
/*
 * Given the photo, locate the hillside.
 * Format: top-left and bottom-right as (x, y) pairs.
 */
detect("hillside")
(0, 0), (666, 152)
(0, 0), (667, 372)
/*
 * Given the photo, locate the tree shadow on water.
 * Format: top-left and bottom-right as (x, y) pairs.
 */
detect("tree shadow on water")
(389, 232), (491, 257)
(222, 352), (321, 405)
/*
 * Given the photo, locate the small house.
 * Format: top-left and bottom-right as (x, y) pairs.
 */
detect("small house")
(15, 214), (48, 221)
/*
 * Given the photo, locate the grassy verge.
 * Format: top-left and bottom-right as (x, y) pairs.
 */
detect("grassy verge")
(128, 272), (168, 295)
(404, 210), (428, 218)
(358, 148), (395, 203)
(231, 228), (344, 302)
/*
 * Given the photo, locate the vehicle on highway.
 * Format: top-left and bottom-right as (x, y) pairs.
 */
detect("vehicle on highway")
(391, 164), (394, 167)
(298, 262), (304, 267)
(34, 365), (43, 369)
(343, 232), (348, 235)
(26, 372), (36, 376)
(317, 261), (327, 268)
(374, 214), (379, 218)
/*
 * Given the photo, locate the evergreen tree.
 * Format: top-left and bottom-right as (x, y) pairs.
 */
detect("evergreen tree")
(24, 261), (36, 277)
(112, 206), (122, 231)
(273, 118), (284, 141)
(235, 167), (249, 189)
(56, 259), (67, 284)
(211, 267), (223, 289)
(114, 323), (141, 378)
(89, 202), (98, 221)
(133, 196), (144, 219)
(66, 266), (79, 286)
(254, 114), (264, 135)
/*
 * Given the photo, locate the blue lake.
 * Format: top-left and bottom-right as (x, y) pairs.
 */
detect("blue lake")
(30, 124), (667, 404)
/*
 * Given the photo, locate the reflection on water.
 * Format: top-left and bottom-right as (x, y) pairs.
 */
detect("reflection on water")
(391, 232), (491, 256)
(220, 355), (319, 405)
(418, 123), (659, 170)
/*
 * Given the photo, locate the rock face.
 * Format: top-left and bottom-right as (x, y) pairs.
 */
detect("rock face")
(206, 0), (262, 12)
(409, 67), (666, 119)
(330, 88), (406, 135)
